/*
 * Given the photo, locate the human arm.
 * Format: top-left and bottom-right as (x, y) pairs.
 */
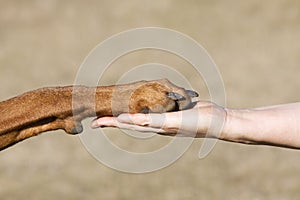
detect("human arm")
(224, 102), (300, 149)
(92, 101), (300, 149)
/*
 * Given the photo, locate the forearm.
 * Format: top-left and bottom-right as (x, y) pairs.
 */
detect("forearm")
(222, 103), (300, 149)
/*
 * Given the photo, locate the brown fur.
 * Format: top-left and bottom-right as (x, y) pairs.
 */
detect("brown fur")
(0, 79), (192, 150)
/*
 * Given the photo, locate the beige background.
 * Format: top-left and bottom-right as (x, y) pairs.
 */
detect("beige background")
(0, 0), (300, 199)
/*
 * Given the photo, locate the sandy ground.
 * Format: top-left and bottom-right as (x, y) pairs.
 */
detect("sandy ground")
(0, 0), (300, 199)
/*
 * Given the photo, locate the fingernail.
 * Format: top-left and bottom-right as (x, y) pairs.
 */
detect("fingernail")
(91, 120), (98, 128)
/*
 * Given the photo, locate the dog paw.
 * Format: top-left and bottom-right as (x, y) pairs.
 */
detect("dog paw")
(128, 79), (198, 113)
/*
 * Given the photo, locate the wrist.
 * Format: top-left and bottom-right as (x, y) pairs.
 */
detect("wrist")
(221, 108), (257, 144)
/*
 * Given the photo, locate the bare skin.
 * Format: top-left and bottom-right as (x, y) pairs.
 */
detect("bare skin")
(0, 79), (197, 151)
(93, 101), (300, 149)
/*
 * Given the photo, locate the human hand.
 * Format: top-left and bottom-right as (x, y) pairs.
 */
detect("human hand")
(91, 101), (227, 138)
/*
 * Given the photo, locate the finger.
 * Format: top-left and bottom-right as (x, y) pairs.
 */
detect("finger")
(92, 115), (188, 137)
(167, 92), (185, 101)
(186, 90), (199, 97)
(193, 101), (214, 108)
(117, 114), (148, 125)
(117, 113), (170, 128)
(90, 116), (164, 133)
(117, 122), (166, 133)
(117, 122), (195, 137)
(116, 120), (195, 137)
(91, 117), (118, 128)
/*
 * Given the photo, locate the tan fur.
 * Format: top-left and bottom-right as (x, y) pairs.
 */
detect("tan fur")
(0, 79), (191, 150)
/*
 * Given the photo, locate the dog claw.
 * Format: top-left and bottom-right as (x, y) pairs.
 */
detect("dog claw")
(69, 124), (83, 134)
(186, 90), (199, 97)
(141, 107), (151, 114)
(167, 92), (186, 101)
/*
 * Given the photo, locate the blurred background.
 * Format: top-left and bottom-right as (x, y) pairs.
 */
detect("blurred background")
(0, 0), (300, 199)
